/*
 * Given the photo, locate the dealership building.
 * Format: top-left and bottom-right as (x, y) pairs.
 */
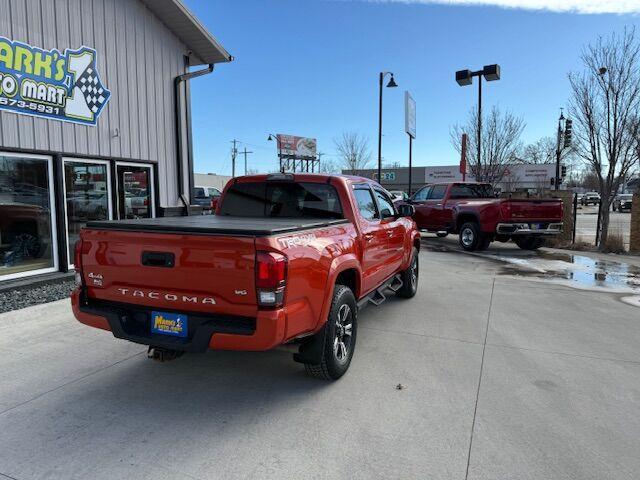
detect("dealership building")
(345, 164), (559, 193)
(0, 0), (231, 284)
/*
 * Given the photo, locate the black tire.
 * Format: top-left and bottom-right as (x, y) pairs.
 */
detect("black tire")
(436, 232), (448, 238)
(458, 222), (485, 252)
(514, 236), (545, 250)
(304, 285), (357, 380)
(396, 247), (419, 298)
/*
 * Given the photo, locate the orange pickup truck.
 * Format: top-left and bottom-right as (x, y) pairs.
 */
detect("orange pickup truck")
(72, 174), (420, 380)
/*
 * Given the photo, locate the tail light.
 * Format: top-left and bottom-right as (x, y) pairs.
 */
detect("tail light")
(73, 239), (91, 287)
(256, 251), (287, 308)
(144, 198), (148, 206)
(210, 197), (218, 211)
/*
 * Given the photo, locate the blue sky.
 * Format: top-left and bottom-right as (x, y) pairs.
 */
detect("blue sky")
(184, 0), (640, 175)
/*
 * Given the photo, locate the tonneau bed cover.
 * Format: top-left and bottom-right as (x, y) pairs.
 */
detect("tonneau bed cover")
(86, 216), (349, 236)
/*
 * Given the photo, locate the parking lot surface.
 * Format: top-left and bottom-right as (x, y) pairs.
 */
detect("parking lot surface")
(0, 238), (639, 480)
(576, 206), (632, 247)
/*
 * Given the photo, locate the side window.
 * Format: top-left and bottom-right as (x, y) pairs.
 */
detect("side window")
(354, 188), (378, 220)
(412, 186), (431, 201)
(429, 185), (447, 200)
(374, 189), (396, 219)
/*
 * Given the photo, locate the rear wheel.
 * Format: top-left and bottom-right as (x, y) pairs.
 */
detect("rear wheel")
(458, 222), (486, 252)
(396, 247), (419, 298)
(514, 236), (545, 250)
(303, 285), (357, 380)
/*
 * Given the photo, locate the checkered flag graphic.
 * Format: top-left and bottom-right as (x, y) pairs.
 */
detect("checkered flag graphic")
(75, 65), (108, 114)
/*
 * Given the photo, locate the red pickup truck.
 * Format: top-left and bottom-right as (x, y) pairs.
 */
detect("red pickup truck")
(71, 174), (420, 380)
(407, 182), (563, 251)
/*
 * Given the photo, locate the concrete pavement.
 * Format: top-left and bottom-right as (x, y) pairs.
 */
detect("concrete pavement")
(0, 240), (639, 480)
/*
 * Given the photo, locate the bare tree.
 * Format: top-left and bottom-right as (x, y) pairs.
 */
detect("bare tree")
(568, 28), (640, 249)
(318, 157), (340, 174)
(518, 137), (556, 164)
(451, 106), (525, 185)
(334, 132), (372, 173)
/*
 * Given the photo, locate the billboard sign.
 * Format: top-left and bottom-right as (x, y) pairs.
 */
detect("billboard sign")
(277, 134), (317, 158)
(404, 91), (416, 139)
(425, 166), (463, 182)
(0, 37), (110, 126)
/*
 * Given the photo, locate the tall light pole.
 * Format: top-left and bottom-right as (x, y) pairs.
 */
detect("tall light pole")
(268, 133), (283, 172)
(378, 71), (398, 185)
(455, 65), (500, 170)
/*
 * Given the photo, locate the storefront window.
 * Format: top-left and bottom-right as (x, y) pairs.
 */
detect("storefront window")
(116, 164), (152, 219)
(0, 154), (56, 279)
(64, 161), (110, 265)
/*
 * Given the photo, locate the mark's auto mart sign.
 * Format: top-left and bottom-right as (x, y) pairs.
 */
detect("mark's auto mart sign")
(0, 37), (110, 126)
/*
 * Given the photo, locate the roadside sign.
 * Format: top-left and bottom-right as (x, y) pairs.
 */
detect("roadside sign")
(405, 91), (416, 139)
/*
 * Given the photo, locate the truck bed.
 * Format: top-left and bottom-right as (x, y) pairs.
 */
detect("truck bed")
(86, 215), (349, 236)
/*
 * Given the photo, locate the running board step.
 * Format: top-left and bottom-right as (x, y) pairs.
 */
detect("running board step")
(357, 274), (403, 309)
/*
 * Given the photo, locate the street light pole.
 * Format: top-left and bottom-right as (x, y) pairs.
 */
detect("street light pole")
(555, 110), (564, 191)
(477, 75), (482, 166)
(267, 134), (283, 172)
(455, 65), (500, 179)
(377, 71), (397, 186)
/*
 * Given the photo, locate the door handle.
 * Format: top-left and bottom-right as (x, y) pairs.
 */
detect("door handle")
(141, 251), (175, 268)
(363, 233), (374, 242)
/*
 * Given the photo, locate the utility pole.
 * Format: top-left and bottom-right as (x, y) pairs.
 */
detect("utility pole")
(230, 139), (238, 178)
(240, 147), (253, 175)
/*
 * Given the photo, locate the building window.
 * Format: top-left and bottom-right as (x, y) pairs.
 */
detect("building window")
(116, 163), (154, 219)
(63, 159), (112, 268)
(0, 153), (58, 280)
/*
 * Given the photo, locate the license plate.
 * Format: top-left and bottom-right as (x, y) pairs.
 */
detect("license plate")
(530, 223), (540, 230)
(151, 311), (188, 337)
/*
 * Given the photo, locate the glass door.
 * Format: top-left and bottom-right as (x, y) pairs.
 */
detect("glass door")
(116, 163), (154, 220)
(0, 152), (58, 281)
(63, 159), (112, 268)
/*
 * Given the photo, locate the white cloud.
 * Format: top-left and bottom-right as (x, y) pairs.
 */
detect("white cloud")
(365, 0), (640, 14)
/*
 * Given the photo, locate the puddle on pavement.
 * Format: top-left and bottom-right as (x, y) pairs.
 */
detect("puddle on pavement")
(422, 236), (640, 302)
(491, 251), (640, 295)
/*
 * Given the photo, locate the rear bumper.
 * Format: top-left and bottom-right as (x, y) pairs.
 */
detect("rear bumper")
(496, 222), (563, 236)
(71, 289), (287, 352)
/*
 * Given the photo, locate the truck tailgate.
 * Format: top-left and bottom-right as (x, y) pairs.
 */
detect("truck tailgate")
(79, 229), (258, 317)
(503, 199), (563, 221)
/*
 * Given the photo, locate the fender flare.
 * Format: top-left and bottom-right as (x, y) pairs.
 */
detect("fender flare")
(453, 210), (481, 232)
(316, 255), (361, 331)
(294, 256), (362, 366)
(401, 230), (421, 270)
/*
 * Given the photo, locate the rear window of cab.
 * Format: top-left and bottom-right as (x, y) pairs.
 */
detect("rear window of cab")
(219, 181), (344, 219)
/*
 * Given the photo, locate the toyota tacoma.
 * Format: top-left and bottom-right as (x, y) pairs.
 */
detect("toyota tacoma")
(72, 174), (420, 380)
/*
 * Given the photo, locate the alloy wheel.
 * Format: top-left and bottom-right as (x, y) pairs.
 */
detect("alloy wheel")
(333, 304), (353, 364)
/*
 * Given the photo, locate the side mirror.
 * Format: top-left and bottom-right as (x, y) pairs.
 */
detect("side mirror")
(397, 204), (415, 217)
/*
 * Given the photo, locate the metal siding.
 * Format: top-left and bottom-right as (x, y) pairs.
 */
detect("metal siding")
(0, 0), (17, 147)
(1, 0), (191, 208)
(12, 0), (35, 149)
(26, 0), (50, 151)
(103, 0), (121, 158)
(42, 0), (62, 151)
(92, 0), (111, 158)
(80, 0), (99, 157)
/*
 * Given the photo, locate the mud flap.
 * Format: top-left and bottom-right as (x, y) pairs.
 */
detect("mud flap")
(292, 323), (328, 365)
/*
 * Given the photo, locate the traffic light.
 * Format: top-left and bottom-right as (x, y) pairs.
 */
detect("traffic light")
(563, 119), (573, 148)
(561, 165), (567, 177)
